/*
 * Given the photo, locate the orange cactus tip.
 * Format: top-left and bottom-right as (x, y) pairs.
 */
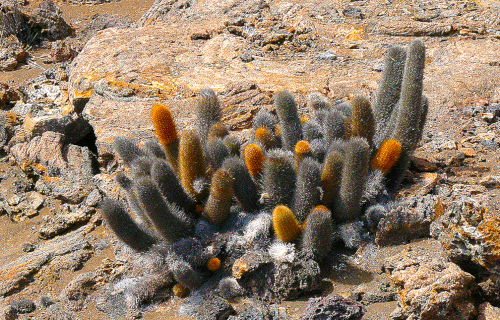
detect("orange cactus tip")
(173, 283), (189, 297)
(207, 257), (221, 271)
(295, 140), (311, 154)
(244, 143), (265, 176)
(372, 139), (402, 174)
(151, 104), (178, 145)
(300, 116), (309, 124)
(255, 127), (269, 140)
(312, 205), (330, 212)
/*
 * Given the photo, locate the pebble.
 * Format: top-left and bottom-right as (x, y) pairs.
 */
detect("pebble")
(458, 147), (477, 157)
(316, 51), (337, 61)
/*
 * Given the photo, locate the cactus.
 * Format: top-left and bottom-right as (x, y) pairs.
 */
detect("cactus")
(179, 130), (207, 200)
(303, 120), (323, 142)
(335, 137), (370, 222)
(350, 96), (375, 146)
(244, 143), (265, 177)
(294, 140), (312, 170)
(255, 127), (277, 150)
(307, 92), (332, 111)
(203, 168), (234, 226)
(207, 122), (229, 142)
(274, 91), (303, 151)
(386, 40), (426, 191)
(113, 136), (147, 167)
(253, 108), (278, 131)
(101, 39), (428, 308)
(100, 198), (157, 252)
(321, 150), (344, 210)
(373, 46), (406, 142)
(222, 157), (260, 212)
(134, 177), (191, 242)
(196, 88), (221, 144)
(371, 139), (402, 174)
(206, 138), (230, 171)
(263, 150), (296, 208)
(151, 104), (179, 170)
(151, 159), (196, 214)
(293, 157), (321, 223)
(272, 205), (301, 243)
(173, 284), (189, 298)
(323, 110), (346, 148)
(302, 206), (333, 260)
(223, 134), (240, 157)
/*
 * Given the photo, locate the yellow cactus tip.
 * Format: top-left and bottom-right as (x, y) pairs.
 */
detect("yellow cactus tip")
(295, 140), (311, 154)
(173, 283), (189, 298)
(244, 143), (265, 176)
(207, 257), (221, 272)
(372, 139), (402, 174)
(300, 116), (309, 124)
(272, 205), (301, 243)
(275, 124), (281, 136)
(151, 103), (178, 145)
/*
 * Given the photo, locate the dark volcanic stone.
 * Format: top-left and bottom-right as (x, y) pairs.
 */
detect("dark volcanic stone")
(301, 294), (366, 320)
(196, 295), (236, 320)
(10, 298), (35, 314)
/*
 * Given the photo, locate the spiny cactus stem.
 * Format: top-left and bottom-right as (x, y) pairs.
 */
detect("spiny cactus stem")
(272, 205), (301, 243)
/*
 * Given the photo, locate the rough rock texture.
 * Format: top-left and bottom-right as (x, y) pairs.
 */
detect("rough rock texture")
(430, 197), (500, 277)
(233, 250), (322, 301)
(0, 229), (93, 297)
(0, 35), (26, 71)
(10, 131), (97, 203)
(301, 294), (366, 320)
(385, 248), (478, 320)
(478, 302), (500, 320)
(375, 195), (439, 246)
(228, 299), (290, 320)
(0, 0), (73, 44)
(0, 83), (19, 109)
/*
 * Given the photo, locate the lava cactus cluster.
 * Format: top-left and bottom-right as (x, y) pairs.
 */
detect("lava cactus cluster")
(101, 40), (427, 300)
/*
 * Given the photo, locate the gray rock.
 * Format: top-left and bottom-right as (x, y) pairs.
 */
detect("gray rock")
(339, 221), (367, 249)
(375, 195), (438, 246)
(430, 197), (500, 277)
(301, 294), (366, 320)
(233, 250), (322, 300)
(228, 300), (290, 320)
(0, 1), (72, 44)
(385, 247), (477, 320)
(0, 35), (26, 71)
(196, 295), (236, 320)
(39, 205), (95, 239)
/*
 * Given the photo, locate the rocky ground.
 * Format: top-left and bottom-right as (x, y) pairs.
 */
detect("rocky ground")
(0, 0), (500, 319)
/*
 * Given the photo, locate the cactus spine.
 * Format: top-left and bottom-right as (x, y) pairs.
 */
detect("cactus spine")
(335, 137), (370, 222)
(222, 157), (259, 212)
(203, 168), (234, 226)
(293, 157), (321, 223)
(179, 130), (207, 200)
(321, 151), (344, 209)
(371, 139), (402, 174)
(274, 91), (303, 151)
(351, 96), (375, 146)
(272, 205), (301, 243)
(302, 206), (333, 260)
(100, 198), (157, 252)
(263, 150), (296, 208)
(244, 143), (265, 177)
(294, 140), (312, 170)
(151, 104), (179, 170)
(196, 88), (222, 144)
